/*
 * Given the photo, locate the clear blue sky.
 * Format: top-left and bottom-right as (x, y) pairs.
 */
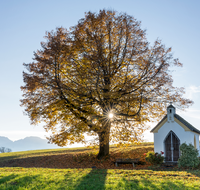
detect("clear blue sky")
(0, 0), (200, 143)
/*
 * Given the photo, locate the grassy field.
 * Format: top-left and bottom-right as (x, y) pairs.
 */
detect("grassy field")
(1, 167), (200, 189)
(0, 143), (200, 189)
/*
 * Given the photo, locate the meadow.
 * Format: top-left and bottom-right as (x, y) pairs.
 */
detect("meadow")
(0, 143), (200, 189)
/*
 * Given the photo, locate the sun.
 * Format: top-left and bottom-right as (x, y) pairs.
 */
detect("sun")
(108, 113), (114, 119)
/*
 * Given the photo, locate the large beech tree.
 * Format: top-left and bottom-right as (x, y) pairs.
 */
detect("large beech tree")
(21, 10), (192, 159)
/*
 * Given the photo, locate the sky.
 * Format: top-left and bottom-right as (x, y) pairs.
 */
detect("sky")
(0, 0), (200, 144)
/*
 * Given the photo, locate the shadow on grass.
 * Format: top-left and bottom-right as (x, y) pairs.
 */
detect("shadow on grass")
(146, 165), (200, 178)
(74, 169), (108, 190)
(0, 169), (108, 189)
(0, 174), (18, 184)
(121, 176), (192, 190)
(0, 147), (92, 163)
(0, 174), (42, 189)
(0, 153), (95, 168)
(0, 143), (154, 163)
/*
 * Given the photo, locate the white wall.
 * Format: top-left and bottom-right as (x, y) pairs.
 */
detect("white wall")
(154, 121), (200, 156)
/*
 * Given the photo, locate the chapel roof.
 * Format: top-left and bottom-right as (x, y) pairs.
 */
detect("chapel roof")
(167, 104), (175, 109)
(174, 114), (200, 134)
(150, 115), (167, 133)
(150, 114), (200, 134)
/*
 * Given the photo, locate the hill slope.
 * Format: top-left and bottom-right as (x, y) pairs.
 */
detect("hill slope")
(0, 143), (154, 169)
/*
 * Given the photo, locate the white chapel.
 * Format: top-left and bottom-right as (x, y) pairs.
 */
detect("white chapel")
(151, 104), (200, 162)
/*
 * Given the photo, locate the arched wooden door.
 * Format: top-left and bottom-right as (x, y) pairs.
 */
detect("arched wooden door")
(164, 131), (180, 162)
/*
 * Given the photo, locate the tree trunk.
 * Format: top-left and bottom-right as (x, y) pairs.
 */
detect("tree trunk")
(97, 125), (110, 160)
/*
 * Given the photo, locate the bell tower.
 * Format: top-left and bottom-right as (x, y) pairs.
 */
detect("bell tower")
(167, 103), (175, 122)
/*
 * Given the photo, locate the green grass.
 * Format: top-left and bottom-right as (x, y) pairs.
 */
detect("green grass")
(0, 143), (200, 189)
(0, 167), (200, 189)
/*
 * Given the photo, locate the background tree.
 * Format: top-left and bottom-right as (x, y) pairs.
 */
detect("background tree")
(0, 147), (12, 153)
(21, 10), (192, 159)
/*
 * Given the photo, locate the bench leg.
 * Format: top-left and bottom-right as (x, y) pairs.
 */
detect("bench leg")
(115, 162), (118, 167)
(132, 163), (135, 167)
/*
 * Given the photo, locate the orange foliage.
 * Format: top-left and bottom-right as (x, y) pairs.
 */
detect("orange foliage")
(0, 145), (153, 169)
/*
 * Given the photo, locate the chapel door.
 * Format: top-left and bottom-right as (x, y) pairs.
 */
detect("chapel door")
(164, 131), (180, 162)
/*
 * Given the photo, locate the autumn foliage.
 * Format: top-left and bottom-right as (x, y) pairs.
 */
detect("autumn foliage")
(21, 10), (192, 159)
(0, 144), (153, 169)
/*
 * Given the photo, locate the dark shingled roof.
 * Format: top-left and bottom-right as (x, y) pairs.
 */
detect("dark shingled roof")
(150, 114), (200, 134)
(174, 114), (200, 134)
(167, 104), (175, 109)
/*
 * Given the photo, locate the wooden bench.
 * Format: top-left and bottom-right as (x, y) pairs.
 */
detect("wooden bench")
(115, 159), (139, 167)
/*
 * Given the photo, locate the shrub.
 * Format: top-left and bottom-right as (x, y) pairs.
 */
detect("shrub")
(145, 151), (164, 165)
(178, 143), (200, 168)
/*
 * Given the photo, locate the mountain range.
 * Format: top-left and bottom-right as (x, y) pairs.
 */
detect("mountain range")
(0, 136), (62, 152)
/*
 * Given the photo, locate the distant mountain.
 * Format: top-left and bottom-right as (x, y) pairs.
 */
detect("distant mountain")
(0, 136), (14, 149)
(0, 136), (62, 152)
